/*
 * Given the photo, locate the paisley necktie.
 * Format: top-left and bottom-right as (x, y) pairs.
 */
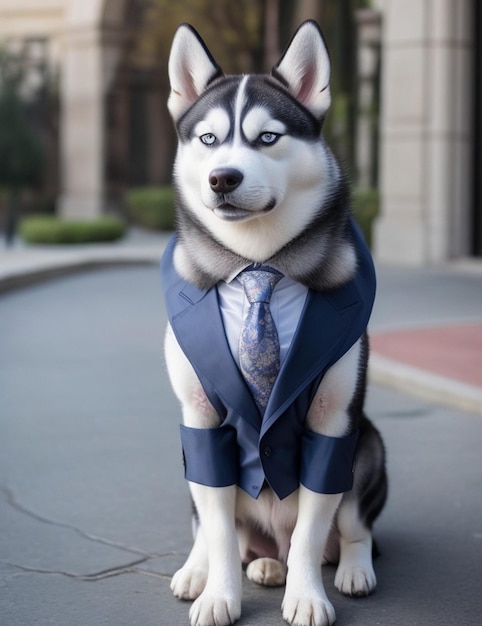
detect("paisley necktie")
(238, 269), (283, 413)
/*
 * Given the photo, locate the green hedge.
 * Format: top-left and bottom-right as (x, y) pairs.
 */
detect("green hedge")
(19, 216), (126, 244)
(352, 188), (379, 249)
(125, 186), (175, 230)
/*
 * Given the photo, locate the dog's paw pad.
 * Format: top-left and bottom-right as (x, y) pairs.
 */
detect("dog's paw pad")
(171, 566), (207, 600)
(334, 565), (376, 597)
(282, 594), (335, 626)
(246, 558), (286, 587)
(189, 593), (241, 626)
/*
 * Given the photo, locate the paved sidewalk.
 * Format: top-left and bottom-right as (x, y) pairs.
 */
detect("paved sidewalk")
(1, 235), (482, 625)
(369, 263), (482, 414)
(1, 261), (481, 626)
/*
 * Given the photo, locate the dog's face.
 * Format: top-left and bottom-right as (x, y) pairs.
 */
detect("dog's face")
(168, 22), (339, 260)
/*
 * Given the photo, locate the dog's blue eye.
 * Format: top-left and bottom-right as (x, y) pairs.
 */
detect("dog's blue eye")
(259, 132), (279, 145)
(200, 133), (217, 146)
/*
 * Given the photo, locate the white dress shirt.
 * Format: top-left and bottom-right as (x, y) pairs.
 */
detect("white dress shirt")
(217, 271), (309, 367)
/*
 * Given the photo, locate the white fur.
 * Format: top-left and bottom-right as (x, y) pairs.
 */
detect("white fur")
(334, 500), (376, 596)
(233, 76), (249, 143)
(282, 488), (340, 626)
(242, 108), (287, 140)
(307, 340), (362, 437)
(164, 325), (220, 429)
(194, 109), (231, 146)
(184, 483), (242, 626)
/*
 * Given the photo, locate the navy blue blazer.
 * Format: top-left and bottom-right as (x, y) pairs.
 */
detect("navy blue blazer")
(161, 219), (376, 500)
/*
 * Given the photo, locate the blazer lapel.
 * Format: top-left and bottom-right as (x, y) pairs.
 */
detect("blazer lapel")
(169, 282), (262, 431)
(261, 291), (340, 433)
(261, 283), (371, 435)
(261, 220), (376, 434)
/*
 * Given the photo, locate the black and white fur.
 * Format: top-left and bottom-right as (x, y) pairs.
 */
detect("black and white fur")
(164, 21), (387, 626)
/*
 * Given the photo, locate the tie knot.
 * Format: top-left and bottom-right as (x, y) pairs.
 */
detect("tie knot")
(239, 269), (282, 304)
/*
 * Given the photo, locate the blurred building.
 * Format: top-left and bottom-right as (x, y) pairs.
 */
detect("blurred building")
(0, 0), (171, 222)
(0, 0), (480, 264)
(373, 0), (481, 264)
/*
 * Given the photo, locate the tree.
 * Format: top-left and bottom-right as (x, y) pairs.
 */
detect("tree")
(0, 49), (43, 245)
(135, 0), (266, 74)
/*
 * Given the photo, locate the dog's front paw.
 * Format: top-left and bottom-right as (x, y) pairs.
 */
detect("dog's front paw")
(334, 563), (376, 597)
(246, 558), (287, 587)
(189, 591), (241, 626)
(282, 588), (335, 626)
(171, 565), (207, 600)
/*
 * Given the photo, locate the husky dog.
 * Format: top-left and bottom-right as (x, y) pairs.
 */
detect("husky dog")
(162, 20), (387, 626)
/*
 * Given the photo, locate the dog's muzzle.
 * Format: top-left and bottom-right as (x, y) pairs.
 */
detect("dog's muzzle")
(208, 168), (276, 221)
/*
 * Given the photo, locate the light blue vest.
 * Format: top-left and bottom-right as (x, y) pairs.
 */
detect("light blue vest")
(161, 219), (376, 500)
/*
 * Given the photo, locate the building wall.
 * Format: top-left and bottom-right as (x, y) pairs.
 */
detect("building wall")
(0, 0), (478, 261)
(374, 0), (474, 264)
(0, 0), (67, 65)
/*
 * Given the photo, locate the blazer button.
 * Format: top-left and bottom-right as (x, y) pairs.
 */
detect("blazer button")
(263, 446), (272, 458)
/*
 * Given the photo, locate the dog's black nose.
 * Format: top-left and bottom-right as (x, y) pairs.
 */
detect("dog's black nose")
(209, 168), (244, 193)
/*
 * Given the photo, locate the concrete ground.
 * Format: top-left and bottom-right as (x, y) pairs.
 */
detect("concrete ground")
(1, 236), (482, 625)
(369, 263), (482, 414)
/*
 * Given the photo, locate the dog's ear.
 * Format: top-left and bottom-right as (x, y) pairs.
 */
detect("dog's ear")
(272, 20), (331, 119)
(168, 24), (223, 122)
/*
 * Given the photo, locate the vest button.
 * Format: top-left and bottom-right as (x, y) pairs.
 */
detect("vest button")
(263, 446), (272, 458)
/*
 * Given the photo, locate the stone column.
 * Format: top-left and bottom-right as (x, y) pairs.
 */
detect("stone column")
(58, 26), (106, 219)
(374, 0), (474, 264)
(58, 0), (128, 220)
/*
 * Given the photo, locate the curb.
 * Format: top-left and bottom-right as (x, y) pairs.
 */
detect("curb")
(0, 247), (164, 292)
(369, 353), (482, 416)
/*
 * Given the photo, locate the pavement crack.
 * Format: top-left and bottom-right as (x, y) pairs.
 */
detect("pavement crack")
(0, 485), (178, 560)
(133, 568), (172, 581)
(0, 557), (152, 581)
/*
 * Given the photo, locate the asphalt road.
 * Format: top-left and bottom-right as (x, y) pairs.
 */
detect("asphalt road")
(1, 265), (481, 625)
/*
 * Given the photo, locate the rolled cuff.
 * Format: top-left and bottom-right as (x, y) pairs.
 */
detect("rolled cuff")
(180, 425), (239, 487)
(300, 429), (359, 494)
